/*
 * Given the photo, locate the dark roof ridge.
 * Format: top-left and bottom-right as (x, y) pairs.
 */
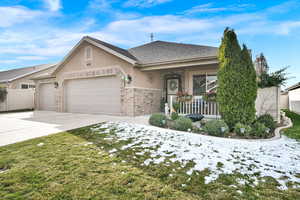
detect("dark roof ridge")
(129, 40), (218, 50)
(84, 36), (137, 61)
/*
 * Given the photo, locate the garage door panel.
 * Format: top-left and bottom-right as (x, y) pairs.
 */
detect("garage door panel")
(65, 76), (121, 115)
(39, 83), (56, 111)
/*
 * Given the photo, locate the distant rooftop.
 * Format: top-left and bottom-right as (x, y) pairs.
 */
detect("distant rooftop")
(286, 82), (300, 91)
(0, 63), (56, 83)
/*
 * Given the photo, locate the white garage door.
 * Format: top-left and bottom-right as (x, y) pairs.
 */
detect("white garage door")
(65, 76), (121, 115)
(39, 83), (56, 111)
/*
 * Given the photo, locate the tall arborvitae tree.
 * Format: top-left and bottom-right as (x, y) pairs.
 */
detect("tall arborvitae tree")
(240, 44), (257, 124)
(217, 28), (257, 128)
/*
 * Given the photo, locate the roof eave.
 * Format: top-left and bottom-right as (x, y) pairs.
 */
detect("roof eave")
(139, 57), (219, 71)
(3, 64), (56, 83)
(31, 75), (56, 80)
(136, 56), (218, 68)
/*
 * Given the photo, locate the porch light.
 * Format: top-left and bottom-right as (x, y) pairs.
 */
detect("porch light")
(54, 82), (59, 88)
(122, 74), (132, 84)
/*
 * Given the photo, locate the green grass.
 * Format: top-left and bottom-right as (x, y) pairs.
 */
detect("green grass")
(0, 124), (299, 200)
(283, 109), (300, 140)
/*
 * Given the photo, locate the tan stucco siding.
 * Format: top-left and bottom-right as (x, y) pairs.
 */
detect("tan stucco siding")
(55, 42), (134, 81)
(132, 69), (162, 89)
(51, 41), (137, 114)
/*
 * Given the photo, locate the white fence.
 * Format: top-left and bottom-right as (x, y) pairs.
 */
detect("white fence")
(170, 96), (220, 118)
(0, 89), (35, 112)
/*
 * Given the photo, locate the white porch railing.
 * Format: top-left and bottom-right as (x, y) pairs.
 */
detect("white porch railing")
(170, 96), (220, 118)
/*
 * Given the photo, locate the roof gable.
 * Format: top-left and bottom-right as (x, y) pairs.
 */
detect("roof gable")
(52, 36), (137, 74)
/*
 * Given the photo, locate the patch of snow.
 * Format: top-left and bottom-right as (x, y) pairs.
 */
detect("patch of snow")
(37, 142), (44, 147)
(83, 142), (93, 146)
(109, 148), (117, 153)
(237, 190), (243, 194)
(91, 122), (300, 190)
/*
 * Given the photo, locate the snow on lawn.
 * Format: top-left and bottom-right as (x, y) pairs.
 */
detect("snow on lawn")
(91, 122), (300, 190)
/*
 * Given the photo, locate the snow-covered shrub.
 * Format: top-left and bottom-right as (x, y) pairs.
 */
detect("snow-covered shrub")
(171, 112), (179, 120)
(170, 116), (193, 131)
(149, 113), (167, 128)
(234, 123), (251, 136)
(203, 120), (229, 137)
(251, 122), (268, 138)
(256, 114), (276, 131)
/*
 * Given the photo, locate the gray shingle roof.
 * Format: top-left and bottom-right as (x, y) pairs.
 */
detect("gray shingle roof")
(86, 36), (138, 61)
(86, 36), (217, 65)
(0, 63), (56, 83)
(128, 41), (218, 65)
(286, 82), (300, 91)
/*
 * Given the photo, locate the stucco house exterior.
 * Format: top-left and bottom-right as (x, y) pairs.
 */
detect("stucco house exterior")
(281, 82), (300, 114)
(0, 64), (56, 89)
(33, 36), (218, 116)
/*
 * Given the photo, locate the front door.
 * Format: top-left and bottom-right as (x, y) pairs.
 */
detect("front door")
(167, 78), (179, 103)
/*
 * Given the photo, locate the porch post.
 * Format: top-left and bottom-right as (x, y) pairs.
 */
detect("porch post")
(170, 95), (173, 111)
(165, 103), (169, 116)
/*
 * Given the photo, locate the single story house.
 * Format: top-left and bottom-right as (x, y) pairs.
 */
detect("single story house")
(0, 64), (56, 89)
(33, 36), (218, 116)
(281, 82), (300, 114)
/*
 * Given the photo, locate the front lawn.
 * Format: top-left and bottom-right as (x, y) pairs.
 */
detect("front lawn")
(283, 109), (300, 140)
(0, 123), (300, 199)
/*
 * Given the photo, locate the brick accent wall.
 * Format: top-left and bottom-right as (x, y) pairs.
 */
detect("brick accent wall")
(122, 87), (161, 116)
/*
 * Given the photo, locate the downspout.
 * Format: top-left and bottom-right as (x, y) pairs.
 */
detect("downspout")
(5, 81), (9, 111)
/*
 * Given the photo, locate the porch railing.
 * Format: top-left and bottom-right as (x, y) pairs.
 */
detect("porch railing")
(170, 96), (220, 118)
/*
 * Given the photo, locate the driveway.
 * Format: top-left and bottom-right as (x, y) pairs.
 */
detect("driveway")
(0, 111), (149, 147)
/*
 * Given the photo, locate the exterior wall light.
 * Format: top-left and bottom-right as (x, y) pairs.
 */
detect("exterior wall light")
(54, 82), (59, 88)
(122, 74), (132, 84)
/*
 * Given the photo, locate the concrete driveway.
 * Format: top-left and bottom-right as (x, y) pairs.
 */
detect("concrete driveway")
(0, 111), (149, 147)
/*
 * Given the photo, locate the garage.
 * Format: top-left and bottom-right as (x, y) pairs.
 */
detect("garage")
(39, 83), (56, 111)
(64, 76), (121, 115)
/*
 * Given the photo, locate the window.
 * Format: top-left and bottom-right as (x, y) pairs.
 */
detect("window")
(85, 46), (93, 67)
(193, 75), (206, 95)
(85, 46), (92, 61)
(21, 84), (29, 89)
(21, 83), (35, 89)
(193, 74), (217, 96)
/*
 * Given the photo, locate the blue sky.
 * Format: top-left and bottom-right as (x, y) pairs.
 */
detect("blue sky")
(0, 0), (299, 87)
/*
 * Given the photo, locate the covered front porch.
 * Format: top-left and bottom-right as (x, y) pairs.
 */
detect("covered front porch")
(142, 62), (220, 117)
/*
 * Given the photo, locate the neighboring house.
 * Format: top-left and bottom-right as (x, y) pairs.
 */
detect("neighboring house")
(0, 64), (56, 112)
(33, 36), (218, 116)
(0, 64), (56, 89)
(281, 82), (300, 114)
